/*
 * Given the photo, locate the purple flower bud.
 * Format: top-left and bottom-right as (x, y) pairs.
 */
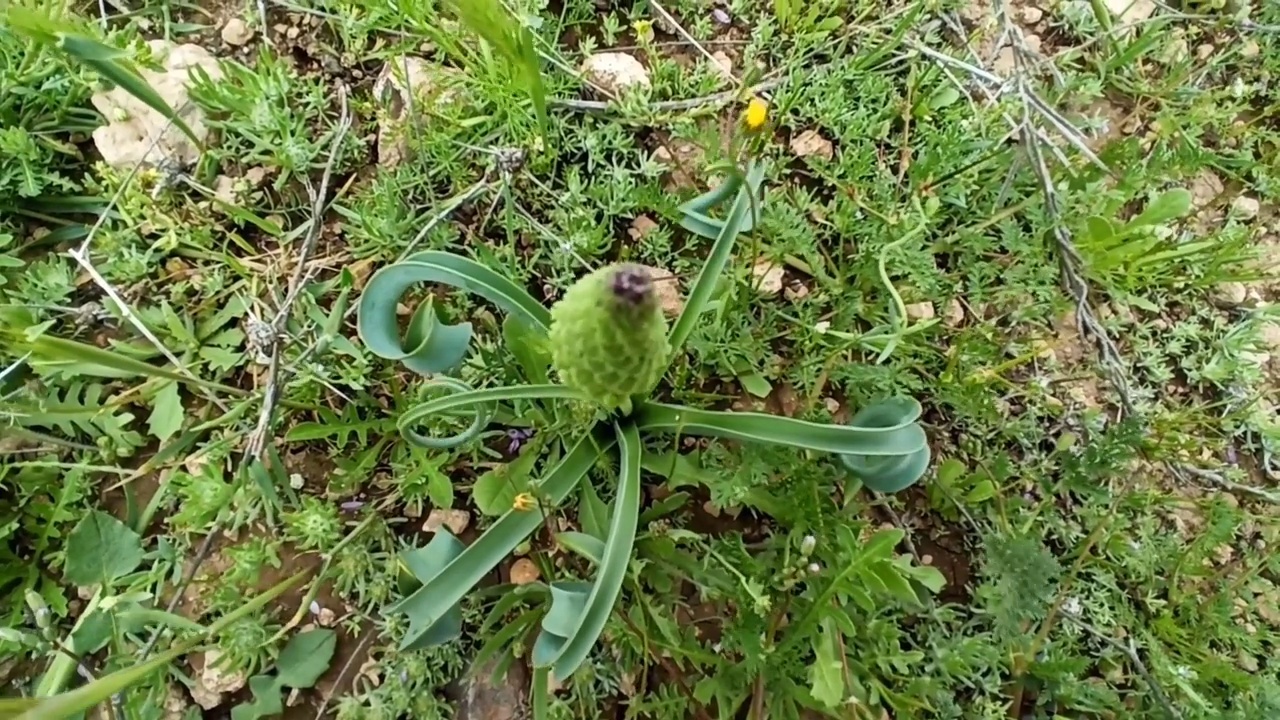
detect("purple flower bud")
(340, 500), (365, 512)
(711, 8), (731, 25)
(506, 428), (536, 454)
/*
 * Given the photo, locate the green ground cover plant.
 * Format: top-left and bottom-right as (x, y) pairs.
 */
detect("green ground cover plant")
(2, 0), (1280, 718)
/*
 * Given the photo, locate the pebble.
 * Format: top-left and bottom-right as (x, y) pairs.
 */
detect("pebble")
(1021, 6), (1044, 23)
(905, 301), (935, 321)
(1231, 196), (1260, 220)
(221, 18), (254, 46)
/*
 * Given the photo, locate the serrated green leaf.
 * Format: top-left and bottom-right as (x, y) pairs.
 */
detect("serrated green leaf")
(868, 562), (919, 605)
(1131, 188), (1193, 227)
(808, 617), (844, 708)
(860, 529), (904, 563)
(147, 381), (183, 442)
(63, 511), (144, 587)
(276, 629), (336, 688)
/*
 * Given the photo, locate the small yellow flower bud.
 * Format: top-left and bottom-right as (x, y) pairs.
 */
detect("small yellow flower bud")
(744, 97), (768, 132)
(512, 493), (538, 512)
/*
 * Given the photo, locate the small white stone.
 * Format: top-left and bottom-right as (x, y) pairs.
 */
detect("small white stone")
(288, 473), (305, 490)
(510, 558), (540, 585)
(1211, 282), (1248, 308)
(423, 509), (470, 535)
(944, 298), (965, 326)
(710, 51), (734, 78)
(751, 261), (785, 295)
(1242, 41), (1261, 59)
(789, 129), (833, 161)
(905, 301), (935, 321)
(1231, 196), (1260, 220)
(581, 52), (651, 95)
(221, 18), (254, 46)
(1021, 6), (1044, 23)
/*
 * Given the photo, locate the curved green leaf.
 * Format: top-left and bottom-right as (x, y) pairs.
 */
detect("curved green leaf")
(840, 397), (932, 492)
(669, 162), (766, 354)
(396, 532), (466, 649)
(387, 429), (609, 643)
(397, 383), (585, 448)
(366, 295), (473, 375)
(634, 401), (927, 456)
(357, 253), (551, 364)
(555, 531), (604, 564)
(676, 163), (766, 239)
(533, 422), (642, 681)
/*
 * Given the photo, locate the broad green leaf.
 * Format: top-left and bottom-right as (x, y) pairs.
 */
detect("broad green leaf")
(808, 618), (844, 708)
(397, 382), (583, 449)
(670, 162), (765, 352)
(472, 443), (540, 516)
(387, 430), (609, 639)
(1130, 188), (1193, 227)
(540, 423), (642, 681)
(578, 480), (609, 540)
(1083, 216), (1115, 244)
(276, 629), (337, 688)
(397, 532), (466, 648)
(556, 531), (604, 564)
(63, 511), (144, 587)
(358, 253), (551, 363)
(934, 458), (966, 485)
(147, 381), (183, 441)
(503, 315), (551, 384)
(635, 401), (927, 456)
(230, 675), (284, 720)
(737, 372), (772, 398)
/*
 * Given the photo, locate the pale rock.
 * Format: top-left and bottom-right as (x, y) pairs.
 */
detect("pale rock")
(638, 265), (683, 315)
(993, 46), (1016, 76)
(163, 684), (190, 720)
(905, 301), (936, 321)
(221, 18), (254, 46)
(944, 298), (965, 326)
(1191, 170), (1223, 208)
(627, 215), (659, 241)
(1196, 43), (1215, 61)
(423, 508), (471, 535)
(1104, 0), (1155, 23)
(1211, 281), (1248, 308)
(374, 57), (466, 167)
(1024, 34), (1043, 54)
(784, 283), (809, 301)
(789, 129), (833, 161)
(510, 558), (540, 585)
(286, 25), (300, 40)
(751, 260), (785, 295)
(1231, 196), (1260, 220)
(1242, 40), (1261, 59)
(581, 52), (651, 95)
(193, 650), (247, 710)
(1021, 6), (1044, 23)
(710, 50), (734, 79)
(244, 166), (269, 186)
(823, 397), (841, 414)
(1259, 322), (1280, 354)
(317, 607), (337, 627)
(212, 175), (237, 206)
(91, 41), (222, 169)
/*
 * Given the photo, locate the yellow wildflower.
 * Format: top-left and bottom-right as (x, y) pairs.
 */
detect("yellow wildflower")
(512, 492), (538, 512)
(743, 97), (768, 132)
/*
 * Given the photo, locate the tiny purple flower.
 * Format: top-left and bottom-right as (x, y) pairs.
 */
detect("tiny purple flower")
(711, 8), (731, 25)
(506, 428), (536, 454)
(340, 500), (365, 512)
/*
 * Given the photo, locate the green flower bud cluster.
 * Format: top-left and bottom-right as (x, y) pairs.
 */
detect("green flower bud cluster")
(548, 264), (671, 412)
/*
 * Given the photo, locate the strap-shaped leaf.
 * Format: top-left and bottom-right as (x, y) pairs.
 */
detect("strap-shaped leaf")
(532, 422), (642, 681)
(357, 253), (551, 366)
(840, 397), (932, 492)
(386, 429), (609, 644)
(396, 532), (466, 649)
(373, 295), (473, 375)
(397, 382), (586, 448)
(676, 162), (766, 239)
(555, 531), (605, 564)
(668, 161), (766, 355)
(634, 400), (927, 456)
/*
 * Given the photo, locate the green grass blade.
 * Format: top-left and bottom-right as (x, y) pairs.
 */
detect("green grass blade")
(634, 401), (927, 456)
(668, 162), (765, 354)
(387, 429), (609, 638)
(11, 572), (306, 720)
(541, 422), (641, 681)
(14, 334), (245, 395)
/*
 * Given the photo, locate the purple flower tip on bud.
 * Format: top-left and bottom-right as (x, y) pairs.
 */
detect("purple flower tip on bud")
(711, 8), (731, 25)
